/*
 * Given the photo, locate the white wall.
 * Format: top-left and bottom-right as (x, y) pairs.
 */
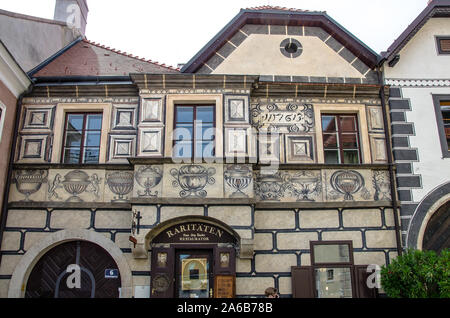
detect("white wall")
(402, 87), (450, 203)
(384, 18), (450, 79)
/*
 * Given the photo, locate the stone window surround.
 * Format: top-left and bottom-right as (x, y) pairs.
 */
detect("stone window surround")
(164, 94), (223, 158)
(314, 103), (371, 164)
(51, 103), (112, 164)
(7, 229), (133, 298)
(435, 36), (450, 55)
(431, 94), (450, 158)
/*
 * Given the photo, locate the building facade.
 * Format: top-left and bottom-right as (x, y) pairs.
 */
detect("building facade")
(382, 0), (450, 253)
(0, 7), (403, 298)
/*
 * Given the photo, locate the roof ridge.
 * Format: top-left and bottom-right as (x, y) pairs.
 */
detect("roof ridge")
(82, 38), (180, 71)
(243, 5), (325, 14)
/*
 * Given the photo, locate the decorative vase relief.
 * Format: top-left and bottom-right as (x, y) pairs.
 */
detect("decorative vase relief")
(224, 165), (252, 198)
(48, 170), (102, 202)
(134, 166), (162, 197)
(284, 170), (322, 202)
(372, 170), (391, 201)
(12, 170), (48, 201)
(170, 165), (216, 198)
(106, 171), (134, 202)
(255, 172), (286, 201)
(251, 102), (314, 133)
(329, 170), (371, 201)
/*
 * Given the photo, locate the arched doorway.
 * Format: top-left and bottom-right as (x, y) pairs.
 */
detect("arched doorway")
(422, 201), (450, 253)
(147, 216), (239, 298)
(25, 241), (121, 298)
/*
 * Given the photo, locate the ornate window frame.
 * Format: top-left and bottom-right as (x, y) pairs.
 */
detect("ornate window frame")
(52, 103), (112, 163)
(164, 94), (223, 159)
(314, 103), (371, 164)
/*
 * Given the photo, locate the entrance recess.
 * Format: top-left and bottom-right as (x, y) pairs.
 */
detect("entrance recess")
(25, 241), (121, 298)
(149, 217), (238, 298)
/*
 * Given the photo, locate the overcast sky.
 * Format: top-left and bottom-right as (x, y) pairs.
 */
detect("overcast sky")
(1, 0), (428, 68)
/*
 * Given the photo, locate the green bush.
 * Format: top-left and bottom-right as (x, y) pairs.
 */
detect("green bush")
(380, 248), (449, 298)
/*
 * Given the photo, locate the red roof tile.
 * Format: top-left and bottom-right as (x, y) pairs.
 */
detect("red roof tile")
(33, 38), (179, 77)
(244, 5), (325, 14)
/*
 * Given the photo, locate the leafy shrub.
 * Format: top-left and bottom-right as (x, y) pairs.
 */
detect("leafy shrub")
(380, 248), (449, 298)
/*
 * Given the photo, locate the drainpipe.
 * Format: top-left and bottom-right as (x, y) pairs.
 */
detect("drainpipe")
(0, 84), (33, 268)
(377, 68), (403, 257)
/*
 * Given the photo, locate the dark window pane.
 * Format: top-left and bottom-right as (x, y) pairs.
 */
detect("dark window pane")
(343, 150), (360, 164)
(323, 133), (338, 148)
(340, 116), (357, 132)
(196, 106), (214, 122)
(324, 150), (339, 164)
(86, 114), (102, 130)
(85, 132), (101, 147)
(173, 141), (192, 158)
(341, 133), (359, 149)
(83, 148), (100, 163)
(65, 131), (82, 147)
(67, 114), (84, 131)
(322, 115), (336, 132)
(174, 124), (193, 141)
(176, 107), (193, 122)
(63, 148), (80, 164)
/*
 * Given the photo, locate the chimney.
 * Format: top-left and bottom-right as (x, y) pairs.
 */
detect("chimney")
(54, 0), (89, 35)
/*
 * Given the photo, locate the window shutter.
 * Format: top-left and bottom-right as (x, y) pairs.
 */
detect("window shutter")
(440, 39), (450, 53)
(354, 265), (378, 298)
(291, 266), (315, 298)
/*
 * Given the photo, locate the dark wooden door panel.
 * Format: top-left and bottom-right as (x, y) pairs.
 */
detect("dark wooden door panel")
(25, 241), (121, 298)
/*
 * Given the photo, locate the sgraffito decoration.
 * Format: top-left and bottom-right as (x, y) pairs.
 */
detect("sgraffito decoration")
(106, 171), (134, 202)
(12, 170), (48, 202)
(170, 165), (216, 198)
(251, 102), (314, 133)
(284, 170), (322, 202)
(330, 170), (367, 201)
(134, 166), (162, 197)
(224, 165), (252, 198)
(48, 170), (102, 202)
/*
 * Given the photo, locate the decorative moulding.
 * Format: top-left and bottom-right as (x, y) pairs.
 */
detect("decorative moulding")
(385, 78), (450, 87)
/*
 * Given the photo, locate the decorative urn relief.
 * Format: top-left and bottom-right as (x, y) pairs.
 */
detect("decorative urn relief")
(170, 165), (216, 198)
(284, 170), (321, 201)
(48, 170), (102, 202)
(255, 172), (285, 201)
(106, 171), (134, 202)
(12, 170), (48, 201)
(224, 165), (252, 198)
(134, 166), (162, 197)
(330, 170), (364, 201)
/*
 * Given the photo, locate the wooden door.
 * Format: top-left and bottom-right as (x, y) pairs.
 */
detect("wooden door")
(25, 241), (121, 298)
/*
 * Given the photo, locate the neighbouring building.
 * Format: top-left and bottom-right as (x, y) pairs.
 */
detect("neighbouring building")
(0, 6), (403, 298)
(0, 40), (31, 230)
(382, 0), (450, 253)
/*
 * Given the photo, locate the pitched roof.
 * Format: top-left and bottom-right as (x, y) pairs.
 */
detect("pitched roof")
(180, 6), (379, 73)
(382, 0), (450, 63)
(30, 38), (179, 77)
(243, 5), (325, 14)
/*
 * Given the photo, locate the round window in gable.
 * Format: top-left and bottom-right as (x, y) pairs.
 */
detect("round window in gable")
(280, 38), (303, 58)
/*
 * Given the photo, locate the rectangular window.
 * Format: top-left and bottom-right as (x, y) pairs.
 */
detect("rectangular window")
(442, 101), (450, 151)
(311, 241), (354, 298)
(437, 36), (450, 54)
(173, 105), (215, 159)
(322, 114), (361, 164)
(432, 95), (450, 158)
(62, 113), (103, 164)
